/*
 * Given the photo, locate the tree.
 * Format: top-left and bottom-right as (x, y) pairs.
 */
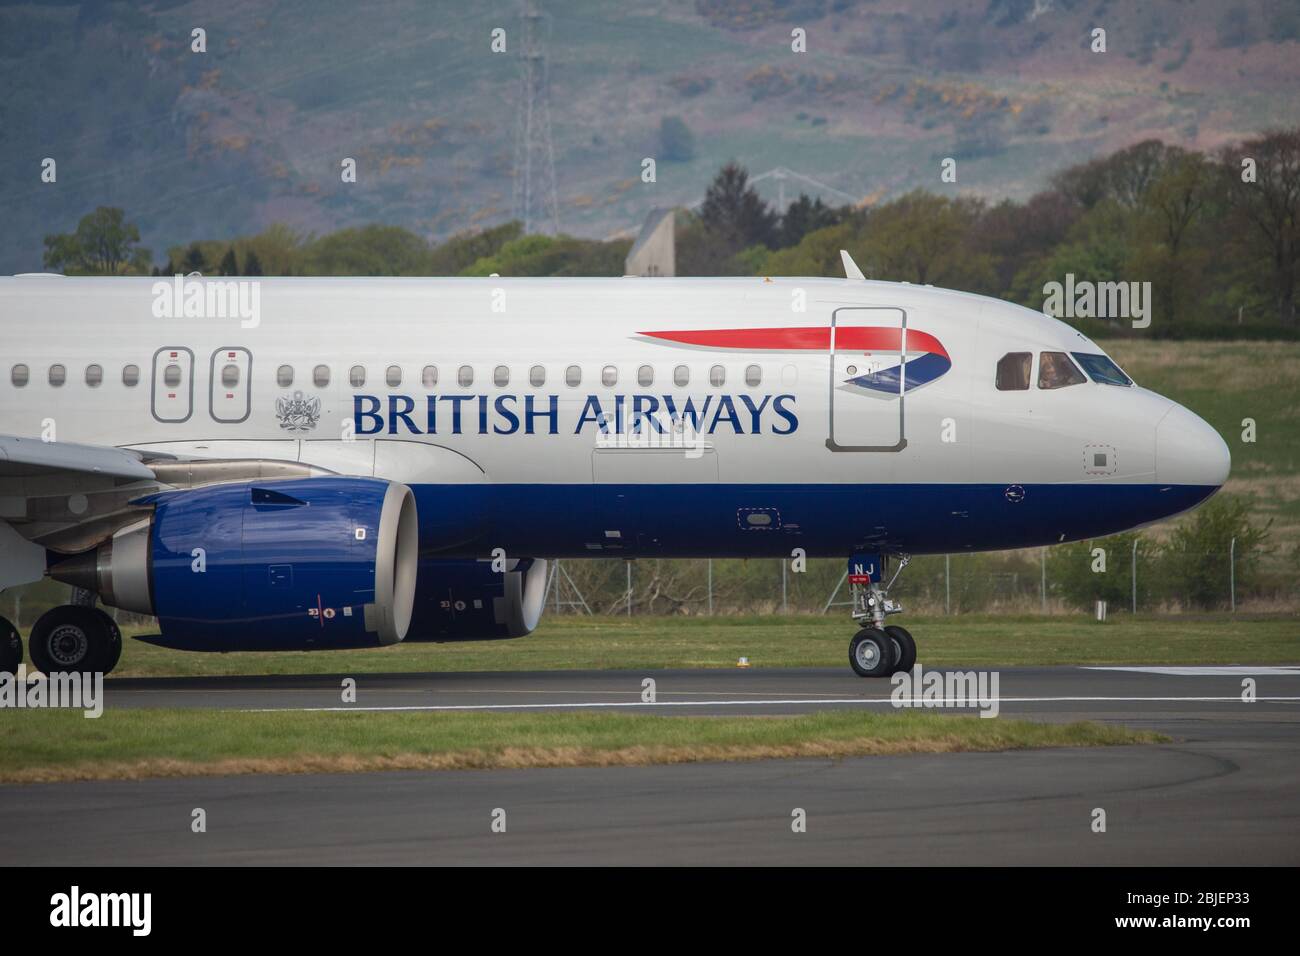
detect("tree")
(42, 207), (151, 275)
(180, 242), (206, 274)
(243, 250), (264, 276)
(699, 162), (777, 254)
(857, 191), (997, 292)
(1160, 496), (1269, 609)
(1048, 532), (1149, 612)
(659, 116), (695, 162)
(302, 225), (430, 275)
(218, 247), (239, 276)
(1221, 128), (1300, 326)
(777, 194), (844, 248)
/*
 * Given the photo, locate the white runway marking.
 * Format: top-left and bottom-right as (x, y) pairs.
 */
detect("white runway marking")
(1084, 665), (1300, 676)
(245, 695), (1300, 714)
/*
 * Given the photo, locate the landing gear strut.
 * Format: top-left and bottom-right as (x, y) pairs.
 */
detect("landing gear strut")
(846, 553), (914, 678)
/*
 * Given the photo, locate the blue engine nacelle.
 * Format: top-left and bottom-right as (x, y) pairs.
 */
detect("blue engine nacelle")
(405, 557), (549, 641)
(51, 477), (419, 651)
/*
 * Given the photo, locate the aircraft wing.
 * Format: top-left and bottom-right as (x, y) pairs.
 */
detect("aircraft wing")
(0, 435), (156, 481)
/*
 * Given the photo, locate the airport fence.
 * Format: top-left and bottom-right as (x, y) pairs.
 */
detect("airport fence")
(545, 545), (1289, 617)
(1, 546), (1288, 630)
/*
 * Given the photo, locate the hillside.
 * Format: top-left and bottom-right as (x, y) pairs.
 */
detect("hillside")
(2, 0), (1299, 271)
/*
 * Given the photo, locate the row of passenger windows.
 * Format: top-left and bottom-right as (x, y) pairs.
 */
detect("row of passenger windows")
(9, 363), (141, 388)
(994, 351), (1131, 391)
(9, 362), (768, 390)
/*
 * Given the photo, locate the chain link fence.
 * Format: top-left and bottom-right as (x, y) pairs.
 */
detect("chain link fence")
(3, 544), (1288, 629)
(544, 543), (1288, 617)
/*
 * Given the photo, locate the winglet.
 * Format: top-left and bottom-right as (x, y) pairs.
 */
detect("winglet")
(840, 249), (865, 281)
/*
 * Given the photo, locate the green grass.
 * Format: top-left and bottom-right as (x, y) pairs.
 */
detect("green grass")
(0, 707), (1163, 784)
(1105, 340), (1300, 541)
(103, 613), (1299, 678)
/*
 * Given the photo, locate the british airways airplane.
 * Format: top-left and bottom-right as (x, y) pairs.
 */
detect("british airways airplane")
(0, 256), (1229, 678)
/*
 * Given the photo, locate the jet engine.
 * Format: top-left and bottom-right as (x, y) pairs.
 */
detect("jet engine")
(50, 477), (418, 651)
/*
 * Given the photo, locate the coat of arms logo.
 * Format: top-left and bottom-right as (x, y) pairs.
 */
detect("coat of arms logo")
(275, 390), (321, 432)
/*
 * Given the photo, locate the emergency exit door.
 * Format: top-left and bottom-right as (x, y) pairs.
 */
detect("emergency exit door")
(827, 307), (908, 452)
(151, 346), (194, 423)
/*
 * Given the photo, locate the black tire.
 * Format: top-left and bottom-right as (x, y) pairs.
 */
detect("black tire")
(0, 615), (21, 675)
(885, 625), (917, 674)
(92, 609), (123, 675)
(849, 627), (895, 678)
(27, 606), (112, 675)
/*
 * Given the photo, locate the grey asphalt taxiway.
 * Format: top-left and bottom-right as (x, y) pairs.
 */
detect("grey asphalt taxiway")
(1, 664), (1298, 865)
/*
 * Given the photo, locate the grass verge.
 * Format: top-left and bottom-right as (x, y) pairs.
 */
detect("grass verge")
(105, 614), (1300, 677)
(0, 708), (1164, 785)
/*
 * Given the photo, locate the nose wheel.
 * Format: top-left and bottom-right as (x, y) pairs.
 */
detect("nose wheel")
(849, 628), (895, 677)
(843, 552), (916, 677)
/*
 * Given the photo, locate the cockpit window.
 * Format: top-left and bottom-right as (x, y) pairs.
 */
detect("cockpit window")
(1071, 352), (1133, 387)
(1037, 351), (1086, 390)
(995, 352), (1031, 391)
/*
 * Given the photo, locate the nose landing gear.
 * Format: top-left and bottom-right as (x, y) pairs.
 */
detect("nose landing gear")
(845, 553), (914, 678)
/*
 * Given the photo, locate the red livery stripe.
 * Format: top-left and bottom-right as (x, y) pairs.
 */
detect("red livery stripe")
(640, 326), (949, 359)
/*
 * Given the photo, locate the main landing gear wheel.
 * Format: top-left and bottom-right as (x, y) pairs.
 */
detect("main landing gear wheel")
(93, 609), (123, 674)
(849, 627), (896, 678)
(0, 616), (21, 675)
(885, 625), (916, 675)
(27, 605), (117, 675)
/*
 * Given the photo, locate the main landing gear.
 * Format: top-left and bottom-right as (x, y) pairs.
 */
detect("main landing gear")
(0, 615), (22, 675)
(22, 602), (122, 677)
(845, 553), (916, 678)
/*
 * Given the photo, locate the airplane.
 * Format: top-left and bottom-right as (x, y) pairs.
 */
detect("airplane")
(0, 255), (1230, 678)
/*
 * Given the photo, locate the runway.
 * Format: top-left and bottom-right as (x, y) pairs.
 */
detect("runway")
(1, 664), (1298, 865)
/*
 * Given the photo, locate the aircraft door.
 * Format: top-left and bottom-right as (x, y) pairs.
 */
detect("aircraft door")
(210, 347), (252, 423)
(827, 307), (907, 452)
(151, 346), (194, 423)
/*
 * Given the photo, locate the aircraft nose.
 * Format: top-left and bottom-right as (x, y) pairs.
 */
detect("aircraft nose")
(1156, 404), (1230, 488)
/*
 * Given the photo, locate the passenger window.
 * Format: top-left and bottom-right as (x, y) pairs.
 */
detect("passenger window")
(276, 365), (293, 387)
(493, 365), (509, 387)
(422, 365), (438, 388)
(1037, 352), (1085, 390)
(221, 364), (240, 388)
(122, 364), (139, 387)
(85, 364), (103, 387)
(674, 365), (689, 386)
(458, 365), (474, 387)
(11, 364), (29, 387)
(995, 352), (1031, 391)
(637, 365), (653, 387)
(530, 365), (545, 387)
(709, 365), (725, 387)
(348, 366), (365, 388)
(317, 365), (334, 388)
(602, 365), (617, 387)
(160, 364), (179, 388)
(565, 365), (581, 387)
(386, 365), (402, 387)
(745, 364), (761, 387)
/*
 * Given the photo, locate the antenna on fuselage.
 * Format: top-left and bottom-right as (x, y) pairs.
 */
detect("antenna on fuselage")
(840, 250), (865, 281)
